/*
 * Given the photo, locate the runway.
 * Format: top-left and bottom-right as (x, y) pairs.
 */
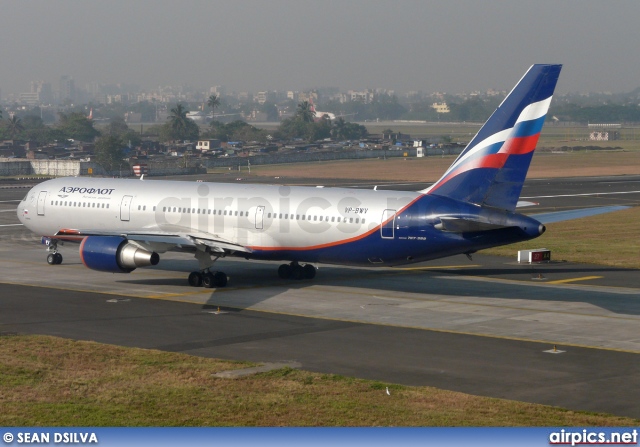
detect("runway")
(1, 175), (639, 419)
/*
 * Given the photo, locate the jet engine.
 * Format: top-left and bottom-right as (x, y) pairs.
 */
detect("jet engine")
(79, 236), (159, 273)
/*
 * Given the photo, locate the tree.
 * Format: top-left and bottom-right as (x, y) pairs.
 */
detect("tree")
(296, 101), (316, 123)
(332, 119), (367, 140)
(207, 94), (221, 120)
(331, 117), (347, 140)
(57, 112), (100, 141)
(106, 117), (142, 147)
(4, 115), (24, 139)
(162, 103), (199, 142)
(94, 135), (128, 176)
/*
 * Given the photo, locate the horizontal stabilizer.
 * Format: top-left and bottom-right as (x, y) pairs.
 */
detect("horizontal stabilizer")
(531, 206), (630, 224)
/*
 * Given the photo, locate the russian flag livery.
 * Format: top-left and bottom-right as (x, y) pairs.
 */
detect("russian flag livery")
(424, 64), (562, 211)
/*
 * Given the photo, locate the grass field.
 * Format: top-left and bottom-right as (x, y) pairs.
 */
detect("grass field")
(1, 335), (637, 426)
(483, 206), (640, 268)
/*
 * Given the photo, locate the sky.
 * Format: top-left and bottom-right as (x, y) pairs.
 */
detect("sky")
(1, 0), (639, 96)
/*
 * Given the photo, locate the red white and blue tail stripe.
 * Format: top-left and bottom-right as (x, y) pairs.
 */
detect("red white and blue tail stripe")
(423, 64), (562, 212)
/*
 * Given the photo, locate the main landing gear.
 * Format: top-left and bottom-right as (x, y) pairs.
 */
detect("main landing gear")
(44, 238), (63, 265)
(188, 270), (228, 288)
(187, 247), (228, 288)
(277, 262), (316, 280)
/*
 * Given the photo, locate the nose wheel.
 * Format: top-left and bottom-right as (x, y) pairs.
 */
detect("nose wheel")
(44, 238), (63, 265)
(46, 252), (63, 265)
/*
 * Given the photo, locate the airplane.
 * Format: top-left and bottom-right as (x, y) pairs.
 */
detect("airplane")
(309, 97), (356, 122)
(17, 64), (620, 289)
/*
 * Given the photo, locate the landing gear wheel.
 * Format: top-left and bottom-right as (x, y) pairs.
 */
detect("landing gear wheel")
(302, 264), (316, 279)
(202, 272), (215, 289)
(47, 253), (63, 265)
(291, 264), (304, 280)
(188, 271), (203, 287)
(278, 264), (292, 279)
(202, 271), (227, 288)
(213, 271), (228, 288)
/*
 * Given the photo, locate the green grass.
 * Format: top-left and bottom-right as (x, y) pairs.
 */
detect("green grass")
(484, 207), (640, 269)
(0, 335), (637, 426)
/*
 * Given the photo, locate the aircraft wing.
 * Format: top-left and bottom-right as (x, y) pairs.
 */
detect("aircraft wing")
(55, 228), (252, 255)
(529, 205), (630, 224)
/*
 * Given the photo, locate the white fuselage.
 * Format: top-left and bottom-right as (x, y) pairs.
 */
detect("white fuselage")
(18, 177), (421, 262)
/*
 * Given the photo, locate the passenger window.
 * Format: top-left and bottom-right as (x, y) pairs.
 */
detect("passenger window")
(356, 218), (360, 224)
(279, 213), (282, 219)
(235, 211), (238, 216)
(301, 215), (305, 220)
(362, 218), (365, 224)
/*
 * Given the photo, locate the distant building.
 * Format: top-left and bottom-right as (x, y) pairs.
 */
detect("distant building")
(431, 102), (450, 113)
(588, 123), (620, 141)
(196, 139), (221, 152)
(59, 75), (75, 103)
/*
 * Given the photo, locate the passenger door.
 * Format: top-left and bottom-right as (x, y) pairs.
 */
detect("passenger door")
(380, 209), (396, 239)
(120, 195), (133, 222)
(37, 191), (47, 216)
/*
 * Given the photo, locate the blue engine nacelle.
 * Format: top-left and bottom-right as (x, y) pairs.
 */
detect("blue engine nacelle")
(79, 236), (159, 273)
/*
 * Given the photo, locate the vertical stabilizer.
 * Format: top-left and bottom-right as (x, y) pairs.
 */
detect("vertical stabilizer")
(423, 64), (562, 211)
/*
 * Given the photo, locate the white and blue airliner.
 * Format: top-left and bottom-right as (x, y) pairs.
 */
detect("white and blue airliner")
(17, 64), (621, 288)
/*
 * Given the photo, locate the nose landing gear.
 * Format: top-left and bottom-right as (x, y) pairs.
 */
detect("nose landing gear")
(43, 238), (63, 265)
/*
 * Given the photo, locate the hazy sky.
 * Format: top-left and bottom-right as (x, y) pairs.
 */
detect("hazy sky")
(1, 0), (639, 96)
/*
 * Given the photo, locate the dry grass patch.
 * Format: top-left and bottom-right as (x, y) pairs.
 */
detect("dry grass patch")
(0, 335), (637, 426)
(245, 151), (640, 183)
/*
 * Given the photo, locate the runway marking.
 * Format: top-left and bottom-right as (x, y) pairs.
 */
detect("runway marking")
(521, 190), (640, 199)
(0, 200), (20, 203)
(0, 224), (23, 227)
(0, 209), (18, 213)
(546, 276), (604, 284)
(393, 264), (481, 271)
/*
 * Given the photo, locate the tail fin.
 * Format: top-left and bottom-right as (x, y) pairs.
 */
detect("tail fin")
(423, 64), (562, 212)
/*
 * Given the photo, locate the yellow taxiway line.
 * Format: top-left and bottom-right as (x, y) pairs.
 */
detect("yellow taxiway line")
(546, 276), (604, 284)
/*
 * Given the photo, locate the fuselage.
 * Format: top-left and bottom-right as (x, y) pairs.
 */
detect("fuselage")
(18, 177), (544, 267)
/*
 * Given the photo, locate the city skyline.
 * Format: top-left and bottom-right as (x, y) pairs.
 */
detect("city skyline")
(1, 1), (639, 97)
